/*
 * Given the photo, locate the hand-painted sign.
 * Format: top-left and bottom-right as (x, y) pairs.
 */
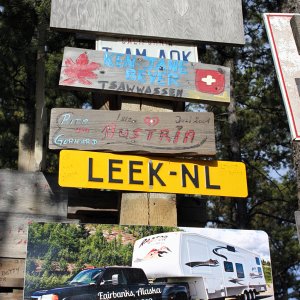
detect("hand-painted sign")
(59, 47), (230, 104)
(264, 13), (300, 140)
(49, 108), (216, 155)
(50, 0), (245, 45)
(59, 150), (248, 197)
(96, 37), (198, 62)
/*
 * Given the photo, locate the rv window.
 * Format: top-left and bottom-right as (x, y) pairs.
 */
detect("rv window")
(224, 261), (234, 272)
(258, 267), (262, 275)
(235, 263), (245, 278)
(255, 257), (261, 265)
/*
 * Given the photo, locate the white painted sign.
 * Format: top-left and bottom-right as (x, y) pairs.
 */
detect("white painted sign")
(96, 37), (198, 62)
(264, 13), (300, 140)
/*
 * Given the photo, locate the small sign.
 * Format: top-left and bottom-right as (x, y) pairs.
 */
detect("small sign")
(59, 47), (230, 104)
(59, 150), (248, 197)
(49, 108), (215, 155)
(96, 37), (198, 62)
(264, 13), (300, 140)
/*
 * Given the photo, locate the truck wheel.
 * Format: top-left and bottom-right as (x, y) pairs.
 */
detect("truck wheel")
(249, 290), (256, 300)
(239, 291), (250, 300)
(175, 292), (188, 300)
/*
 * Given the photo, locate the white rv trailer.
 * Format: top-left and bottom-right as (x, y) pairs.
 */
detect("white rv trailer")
(132, 232), (268, 300)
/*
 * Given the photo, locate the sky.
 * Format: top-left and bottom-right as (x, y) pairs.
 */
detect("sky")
(181, 227), (271, 262)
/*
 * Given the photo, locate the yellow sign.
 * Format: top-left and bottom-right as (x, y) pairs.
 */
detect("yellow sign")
(59, 150), (248, 197)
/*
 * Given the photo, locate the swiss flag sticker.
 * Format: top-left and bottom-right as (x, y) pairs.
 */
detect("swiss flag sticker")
(195, 69), (225, 95)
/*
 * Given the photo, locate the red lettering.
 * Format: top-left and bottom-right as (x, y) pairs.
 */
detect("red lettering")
(173, 126), (183, 144)
(146, 129), (156, 141)
(160, 129), (171, 142)
(119, 129), (129, 138)
(183, 130), (195, 143)
(102, 123), (116, 139)
(130, 128), (142, 139)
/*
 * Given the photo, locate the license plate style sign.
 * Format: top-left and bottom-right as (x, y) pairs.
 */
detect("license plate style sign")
(59, 150), (248, 197)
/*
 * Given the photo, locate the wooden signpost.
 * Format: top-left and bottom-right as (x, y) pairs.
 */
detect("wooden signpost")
(58, 150), (248, 197)
(49, 108), (215, 155)
(59, 47), (230, 104)
(50, 0), (245, 46)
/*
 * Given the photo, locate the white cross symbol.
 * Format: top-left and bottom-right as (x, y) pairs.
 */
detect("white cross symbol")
(201, 75), (216, 86)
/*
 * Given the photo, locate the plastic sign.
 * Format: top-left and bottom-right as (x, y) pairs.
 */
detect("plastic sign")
(58, 150), (248, 197)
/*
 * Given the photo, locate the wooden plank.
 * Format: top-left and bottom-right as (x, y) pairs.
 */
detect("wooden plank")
(291, 15), (300, 54)
(0, 170), (67, 217)
(59, 47), (230, 104)
(0, 289), (23, 300)
(49, 108), (216, 156)
(0, 259), (25, 288)
(120, 193), (177, 226)
(58, 150), (248, 197)
(0, 214), (76, 258)
(50, 0), (245, 45)
(96, 37), (198, 62)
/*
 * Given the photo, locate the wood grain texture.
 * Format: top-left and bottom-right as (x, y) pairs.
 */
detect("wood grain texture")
(0, 214), (76, 258)
(0, 170), (67, 217)
(0, 290), (23, 300)
(59, 47), (230, 104)
(49, 108), (216, 156)
(119, 193), (177, 226)
(50, 0), (245, 45)
(291, 15), (300, 55)
(0, 259), (25, 288)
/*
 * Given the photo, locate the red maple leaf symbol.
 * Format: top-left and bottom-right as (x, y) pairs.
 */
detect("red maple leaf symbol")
(62, 52), (100, 85)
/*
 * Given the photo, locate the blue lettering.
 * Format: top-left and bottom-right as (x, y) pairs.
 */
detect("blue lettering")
(104, 52), (114, 67)
(102, 47), (112, 52)
(157, 71), (166, 86)
(159, 50), (166, 59)
(170, 50), (180, 60)
(182, 51), (191, 61)
(144, 57), (157, 70)
(137, 70), (147, 84)
(126, 69), (137, 81)
(124, 55), (136, 69)
(168, 60), (179, 73)
(148, 71), (158, 85)
(178, 61), (188, 74)
(115, 53), (124, 68)
(136, 49), (147, 56)
(155, 59), (166, 71)
(125, 48), (132, 55)
(168, 73), (179, 86)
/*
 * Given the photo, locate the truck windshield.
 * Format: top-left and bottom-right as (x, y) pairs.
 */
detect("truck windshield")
(69, 269), (104, 285)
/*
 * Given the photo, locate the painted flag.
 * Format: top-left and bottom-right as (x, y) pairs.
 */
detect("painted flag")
(195, 69), (225, 95)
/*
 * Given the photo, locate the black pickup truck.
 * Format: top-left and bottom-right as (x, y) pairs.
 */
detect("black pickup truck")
(30, 266), (190, 300)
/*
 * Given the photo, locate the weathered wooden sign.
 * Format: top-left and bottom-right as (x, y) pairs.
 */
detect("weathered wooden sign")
(50, 0), (245, 45)
(59, 47), (230, 104)
(0, 259), (24, 288)
(96, 37), (198, 62)
(49, 108), (216, 155)
(59, 150), (248, 197)
(264, 14), (300, 140)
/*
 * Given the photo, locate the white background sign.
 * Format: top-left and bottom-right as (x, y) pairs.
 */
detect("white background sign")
(264, 13), (300, 140)
(96, 36), (198, 62)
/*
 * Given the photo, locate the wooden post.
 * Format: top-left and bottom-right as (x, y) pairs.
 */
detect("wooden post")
(18, 124), (35, 172)
(34, 21), (47, 171)
(119, 98), (177, 226)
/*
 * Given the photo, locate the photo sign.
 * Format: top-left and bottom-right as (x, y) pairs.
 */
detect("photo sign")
(58, 150), (248, 197)
(49, 108), (216, 155)
(59, 47), (230, 104)
(24, 224), (274, 300)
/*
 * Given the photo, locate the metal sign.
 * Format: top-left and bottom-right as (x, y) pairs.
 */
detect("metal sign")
(59, 150), (248, 197)
(49, 108), (216, 155)
(59, 47), (230, 104)
(96, 37), (198, 62)
(264, 13), (300, 140)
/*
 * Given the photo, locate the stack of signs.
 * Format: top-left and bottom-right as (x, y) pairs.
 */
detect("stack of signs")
(48, 0), (248, 197)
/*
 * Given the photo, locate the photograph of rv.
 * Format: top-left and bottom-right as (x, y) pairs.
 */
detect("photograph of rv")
(24, 224), (273, 300)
